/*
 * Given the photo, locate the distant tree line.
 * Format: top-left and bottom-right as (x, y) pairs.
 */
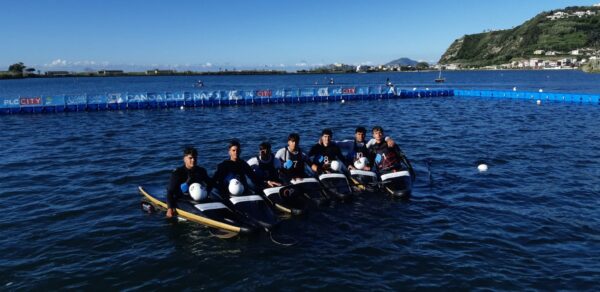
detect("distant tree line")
(1, 62), (37, 79)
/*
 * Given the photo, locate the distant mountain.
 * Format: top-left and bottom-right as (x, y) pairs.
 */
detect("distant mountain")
(385, 57), (419, 66)
(439, 5), (600, 67)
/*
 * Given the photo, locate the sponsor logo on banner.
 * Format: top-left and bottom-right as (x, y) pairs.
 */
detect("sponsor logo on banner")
(108, 93), (124, 103)
(20, 97), (42, 106)
(173, 93), (185, 100)
(228, 90), (241, 100)
(3, 98), (20, 106)
(342, 87), (356, 94)
(256, 90), (272, 97)
(128, 94), (147, 102)
(318, 88), (328, 96)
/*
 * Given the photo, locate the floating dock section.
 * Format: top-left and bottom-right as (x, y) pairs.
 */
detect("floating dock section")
(4, 87), (597, 115)
(454, 89), (600, 104)
(0, 86), (454, 115)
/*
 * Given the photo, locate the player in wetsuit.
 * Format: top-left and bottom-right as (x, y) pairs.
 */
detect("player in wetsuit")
(247, 141), (282, 188)
(368, 126), (414, 177)
(275, 133), (312, 183)
(212, 140), (264, 198)
(166, 146), (214, 218)
(308, 128), (346, 174)
(336, 126), (371, 170)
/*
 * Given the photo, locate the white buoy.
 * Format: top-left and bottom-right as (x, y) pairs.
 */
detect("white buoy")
(477, 164), (488, 172)
(180, 106), (185, 110)
(413, 87), (417, 91)
(341, 99), (345, 103)
(536, 100), (541, 105)
(513, 87), (517, 91)
(425, 88), (429, 90)
(539, 89), (543, 93)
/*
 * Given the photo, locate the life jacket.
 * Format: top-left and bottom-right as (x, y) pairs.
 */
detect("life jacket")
(282, 147), (306, 178)
(370, 142), (402, 172)
(312, 143), (342, 166)
(254, 153), (277, 181)
(347, 140), (369, 163)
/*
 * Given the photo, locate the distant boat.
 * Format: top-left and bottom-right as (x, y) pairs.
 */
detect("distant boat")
(193, 80), (204, 88)
(435, 68), (445, 83)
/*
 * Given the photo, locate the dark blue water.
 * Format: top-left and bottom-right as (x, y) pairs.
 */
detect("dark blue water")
(1, 71), (599, 290)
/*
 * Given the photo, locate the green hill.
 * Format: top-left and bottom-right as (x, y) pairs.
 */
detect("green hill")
(439, 5), (600, 67)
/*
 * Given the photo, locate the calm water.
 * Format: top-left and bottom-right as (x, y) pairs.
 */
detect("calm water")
(1, 71), (599, 290)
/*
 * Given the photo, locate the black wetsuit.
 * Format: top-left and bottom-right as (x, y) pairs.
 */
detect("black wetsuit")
(212, 159), (263, 197)
(277, 147), (310, 182)
(166, 165), (214, 209)
(250, 154), (280, 184)
(345, 140), (369, 166)
(369, 141), (405, 173)
(308, 142), (345, 174)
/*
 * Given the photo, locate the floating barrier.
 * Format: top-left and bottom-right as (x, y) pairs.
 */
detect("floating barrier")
(454, 89), (600, 104)
(0, 86), (454, 115)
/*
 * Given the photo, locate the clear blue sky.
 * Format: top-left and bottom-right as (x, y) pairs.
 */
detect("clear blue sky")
(1, 0), (598, 71)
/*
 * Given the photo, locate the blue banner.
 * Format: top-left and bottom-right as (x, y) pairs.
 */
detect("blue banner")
(164, 92), (174, 101)
(42, 95), (65, 106)
(127, 93), (148, 102)
(107, 93), (125, 104)
(357, 86), (369, 95)
(1, 97), (20, 108)
(183, 92), (193, 102)
(300, 88), (315, 97)
(147, 92), (158, 101)
(242, 91), (255, 100)
(65, 94), (87, 105)
(191, 92), (203, 101)
(87, 94), (107, 104)
(274, 89), (285, 98)
(284, 89), (298, 98)
(317, 87), (329, 96)
(173, 92), (185, 101)
(227, 90), (242, 100)
(156, 93), (167, 101)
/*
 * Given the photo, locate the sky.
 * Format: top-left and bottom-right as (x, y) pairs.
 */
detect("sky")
(1, 0), (599, 71)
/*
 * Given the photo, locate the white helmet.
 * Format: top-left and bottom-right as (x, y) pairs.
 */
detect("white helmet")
(330, 160), (341, 172)
(189, 183), (208, 201)
(354, 157), (368, 170)
(228, 179), (245, 196)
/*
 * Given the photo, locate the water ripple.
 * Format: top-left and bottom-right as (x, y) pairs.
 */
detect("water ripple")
(1, 73), (600, 290)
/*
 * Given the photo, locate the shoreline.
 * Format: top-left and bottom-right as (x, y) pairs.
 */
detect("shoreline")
(1, 67), (596, 80)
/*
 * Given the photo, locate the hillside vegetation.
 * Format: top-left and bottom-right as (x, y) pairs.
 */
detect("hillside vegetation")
(440, 5), (600, 67)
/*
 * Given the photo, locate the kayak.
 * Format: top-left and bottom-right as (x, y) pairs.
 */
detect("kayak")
(349, 169), (379, 193)
(225, 193), (280, 231)
(138, 186), (254, 235)
(263, 186), (306, 215)
(318, 173), (353, 201)
(290, 177), (329, 207)
(380, 170), (412, 199)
